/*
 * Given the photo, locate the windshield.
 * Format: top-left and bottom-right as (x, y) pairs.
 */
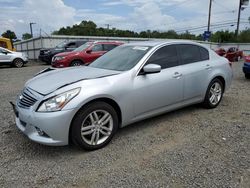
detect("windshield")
(89, 45), (151, 71)
(73, 42), (92, 52)
(56, 41), (67, 48)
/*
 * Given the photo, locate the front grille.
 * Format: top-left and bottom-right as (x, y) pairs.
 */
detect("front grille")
(18, 88), (38, 108)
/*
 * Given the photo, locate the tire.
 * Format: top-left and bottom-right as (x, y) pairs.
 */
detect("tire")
(13, 58), (24, 68)
(202, 78), (224, 109)
(245, 74), (250, 79)
(70, 60), (83, 66)
(71, 102), (118, 150)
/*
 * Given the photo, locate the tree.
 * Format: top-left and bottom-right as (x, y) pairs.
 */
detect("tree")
(1, 30), (17, 40)
(22, 33), (32, 40)
(51, 20), (250, 43)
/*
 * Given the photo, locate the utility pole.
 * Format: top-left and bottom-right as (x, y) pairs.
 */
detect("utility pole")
(29, 22), (36, 38)
(236, 0), (242, 36)
(207, 0), (212, 32)
(105, 24), (111, 30)
(236, 0), (249, 36)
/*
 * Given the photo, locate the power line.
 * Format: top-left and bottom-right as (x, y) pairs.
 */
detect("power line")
(213, 0), (233, 12)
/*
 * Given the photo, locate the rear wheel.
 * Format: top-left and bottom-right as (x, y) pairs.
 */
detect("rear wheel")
(70, 60), (83, 66)
(13, 58), (24, 68)
(203, 78), (224, 109)
(71, 102), (118, 150)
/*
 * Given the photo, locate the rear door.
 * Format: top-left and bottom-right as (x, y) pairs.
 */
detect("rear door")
(133, 44), (184, 116)
(177, 44), (210, 102)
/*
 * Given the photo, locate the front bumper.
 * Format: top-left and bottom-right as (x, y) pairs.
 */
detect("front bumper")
(13, 103), (77, 146)
(39, 55), (52, 63)
(51, 59), (68, 68)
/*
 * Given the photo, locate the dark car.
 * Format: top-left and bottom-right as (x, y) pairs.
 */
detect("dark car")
(243, 55), (250, 79)
(51, 41), (123, 68)
(39, 40), (87, 64)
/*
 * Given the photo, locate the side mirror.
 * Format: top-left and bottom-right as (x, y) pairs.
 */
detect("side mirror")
(142, 64), (161, 74)
(86, 49), (92, 54)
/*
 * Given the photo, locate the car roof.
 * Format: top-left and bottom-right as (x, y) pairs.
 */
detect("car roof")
(124, 40), (206, 48)
(87, 41), (123, 45)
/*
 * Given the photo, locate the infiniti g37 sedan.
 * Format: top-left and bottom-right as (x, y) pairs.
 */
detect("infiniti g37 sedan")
(12, 41), (233, 150)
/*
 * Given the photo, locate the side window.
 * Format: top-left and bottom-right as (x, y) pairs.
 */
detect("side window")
(0, 49), (8, 54)
(103, 44), (117, 51)
(199, 47), (209, 61)
(66, 42), (76, 48)
(92, 44), (103, 52)
(77, 41), (86, 47)
(228, 48), (234, 53)
(146, 45), (179, 69)
(178, 44), (201, 64)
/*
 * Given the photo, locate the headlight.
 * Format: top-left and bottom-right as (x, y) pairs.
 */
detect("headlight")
(37, 88), (81, 112)
(54, 56), (65, 61)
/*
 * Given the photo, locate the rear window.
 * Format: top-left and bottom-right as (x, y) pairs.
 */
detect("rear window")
(200, 47), (209, 61)
(178, 44), (209, 64)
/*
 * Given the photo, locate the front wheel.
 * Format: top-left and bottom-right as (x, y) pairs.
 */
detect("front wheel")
(203, 78), (224, 109)
(13, 58), (24, 68)
(70, 60), (83, 66)
(71, 102), (118, 150)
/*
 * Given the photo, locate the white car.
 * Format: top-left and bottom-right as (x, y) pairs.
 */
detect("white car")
(0, 47), (28, 68)
(13, 40), (233, 150)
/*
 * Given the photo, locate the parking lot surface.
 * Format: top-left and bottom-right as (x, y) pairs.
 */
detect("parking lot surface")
(0, 62), (249, 188)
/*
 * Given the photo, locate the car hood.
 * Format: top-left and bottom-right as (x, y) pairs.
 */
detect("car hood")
(25, 66), (120, 95)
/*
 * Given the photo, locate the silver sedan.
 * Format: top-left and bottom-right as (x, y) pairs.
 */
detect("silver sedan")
(13, 40), (233, 150)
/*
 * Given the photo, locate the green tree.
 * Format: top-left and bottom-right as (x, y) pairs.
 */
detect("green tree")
(22, 33), (32, 40)
(1, 30), (17, 40)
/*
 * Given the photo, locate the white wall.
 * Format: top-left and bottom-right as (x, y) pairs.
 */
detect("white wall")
(14, 35), (250, 60)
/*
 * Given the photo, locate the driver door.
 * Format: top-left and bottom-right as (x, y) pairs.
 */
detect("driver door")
(133, 45), (183, 117)
(87, 44), (106, 62)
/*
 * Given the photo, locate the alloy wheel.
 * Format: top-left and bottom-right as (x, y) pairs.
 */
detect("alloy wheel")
(80, 110), (113, 146)
(209, 82), (222, 105)
(14, 59), (24, 68)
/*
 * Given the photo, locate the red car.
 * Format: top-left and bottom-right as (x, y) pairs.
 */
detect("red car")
(215, 47), (243, 62)
(51, 41), (123, 68)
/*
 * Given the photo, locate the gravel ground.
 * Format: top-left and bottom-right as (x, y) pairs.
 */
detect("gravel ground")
(0, 61), (249, 188)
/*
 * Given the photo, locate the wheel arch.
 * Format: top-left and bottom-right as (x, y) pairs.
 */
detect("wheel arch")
(12, 57), (24, 63)
(70, 59), (84, 65)
(211, 75), (226, 92)
(68, 97), (122, 144)
(12, 58), (24, 67)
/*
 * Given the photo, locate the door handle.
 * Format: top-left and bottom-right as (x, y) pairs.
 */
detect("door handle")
(173, 72), (182, 78)
(205, 64), (212, 70)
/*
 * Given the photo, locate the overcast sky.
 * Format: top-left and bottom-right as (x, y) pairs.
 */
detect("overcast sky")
(0, 0), (249, 38)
